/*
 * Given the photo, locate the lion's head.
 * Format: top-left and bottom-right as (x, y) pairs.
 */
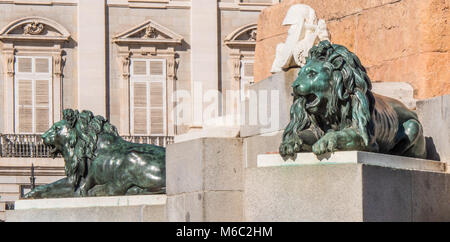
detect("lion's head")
(42, 109), (119, 190)
(280, 40), (375, 159)
(42, 118), (76, 157)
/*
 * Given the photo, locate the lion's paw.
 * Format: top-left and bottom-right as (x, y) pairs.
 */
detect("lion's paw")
(279, 139), (303, 160)
(312, 132), (339, 155)
(23, 189), (41, 199)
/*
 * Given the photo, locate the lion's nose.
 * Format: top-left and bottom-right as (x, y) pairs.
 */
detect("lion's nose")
(292, 82), (310, 96)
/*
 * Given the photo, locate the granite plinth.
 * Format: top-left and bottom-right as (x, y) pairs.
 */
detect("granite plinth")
(246, 152), (449, 222)
(6, 195), (167, 222)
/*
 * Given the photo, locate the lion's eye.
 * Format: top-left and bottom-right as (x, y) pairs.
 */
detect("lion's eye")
(308, 71), (317, 78)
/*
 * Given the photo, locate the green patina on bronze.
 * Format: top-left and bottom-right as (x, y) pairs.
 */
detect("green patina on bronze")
(280, 40), (427, 160)
(24, 109), (166, 198)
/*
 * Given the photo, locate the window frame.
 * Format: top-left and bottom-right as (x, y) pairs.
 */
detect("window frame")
(240, 59), (255, 102)
(13, 56), (53, 134)
(129, 58), (167, 136)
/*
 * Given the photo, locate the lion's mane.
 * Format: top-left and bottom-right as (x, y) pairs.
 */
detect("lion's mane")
(281, 40), (375, 155)
(62, 109), (119, 189)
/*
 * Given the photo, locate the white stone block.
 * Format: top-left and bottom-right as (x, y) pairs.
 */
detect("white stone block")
(257, 151), (446, 173)
(245, 157), (450, 221)
(174, 126), (240, 143)
(240, 68), (298, 137)
(13, 195), (166, 210)
(167, 191), (243, 222)
(166, 137), (245, 222)
(417, 95), (450, 164)
(372, 82), (416, 109)
(7, 195), (167, 222)
(167, 138), (244, 195)
(243, 130), (283, 168)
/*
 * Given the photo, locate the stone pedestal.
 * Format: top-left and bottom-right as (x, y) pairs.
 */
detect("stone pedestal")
(166, 138), (244, 222)
(245, 152), (449, 222)
(417, 94), (450, 164)
(6, 195), (167, 222)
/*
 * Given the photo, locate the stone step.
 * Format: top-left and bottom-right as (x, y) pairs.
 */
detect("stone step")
(257, 151), (446, 172)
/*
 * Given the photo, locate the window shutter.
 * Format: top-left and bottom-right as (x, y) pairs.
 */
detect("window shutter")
(130, 58), (166, 135)
(150, 60), (164, 76)
(35, 58), (50, 73)
(150, 82), (164, 135)
(133, 82), (148, 134)
(18, 80), (33, 133)
(133, 61), (147, 75)
(35, 80), (50, 133)
(18, 57), (32, 73)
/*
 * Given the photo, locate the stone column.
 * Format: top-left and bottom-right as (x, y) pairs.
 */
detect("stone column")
(166, 138), (244, 222)
(1, 45), (15, 133)
(417, 95), (450, 169)
(77, 0), (106, 117)
(117, 48), (130, 135)
(52, 52), (63, 122)
(190, 0), (219, 128)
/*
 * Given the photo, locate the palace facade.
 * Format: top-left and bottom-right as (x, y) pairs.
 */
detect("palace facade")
(0, 0), (280, 220)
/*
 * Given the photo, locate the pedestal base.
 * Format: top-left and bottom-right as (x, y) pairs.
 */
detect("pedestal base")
(245, 153), (450, 222)
(6, 195), (167, 222)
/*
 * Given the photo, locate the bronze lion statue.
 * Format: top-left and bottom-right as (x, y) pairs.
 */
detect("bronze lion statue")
(24, 109), (166, 198)
(280, 40), (427, 160)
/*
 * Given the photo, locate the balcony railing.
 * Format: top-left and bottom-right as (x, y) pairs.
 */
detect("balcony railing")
(121, 135), (174, 147)
(0, 134), (174, 158)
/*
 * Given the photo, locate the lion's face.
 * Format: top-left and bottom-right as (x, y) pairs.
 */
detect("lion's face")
(42, 120), (73, 157)
(292, 59), (333, 113)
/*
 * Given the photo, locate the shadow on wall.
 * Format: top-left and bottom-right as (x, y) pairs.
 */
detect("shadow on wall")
(425, 137), (440, 161)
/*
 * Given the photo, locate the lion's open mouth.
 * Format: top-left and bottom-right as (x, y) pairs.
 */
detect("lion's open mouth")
(304, 94), (320, 109)
(48, 145), (59, 158)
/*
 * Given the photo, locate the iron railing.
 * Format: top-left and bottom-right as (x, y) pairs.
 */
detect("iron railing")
(121, 135), (174, 147)
(0, 134), (174, 158)
(0, 134), (52, 158)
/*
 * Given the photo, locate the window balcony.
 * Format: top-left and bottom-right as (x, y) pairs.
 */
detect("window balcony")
(0, 134), (174, 158)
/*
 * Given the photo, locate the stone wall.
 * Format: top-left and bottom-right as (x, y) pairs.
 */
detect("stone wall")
(0, 157), (64, 221)
(254, 0), (450, 99)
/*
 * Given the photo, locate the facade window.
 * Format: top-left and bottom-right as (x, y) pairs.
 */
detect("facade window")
(0, 17), (70, 134)
(113, 18), (183, 136)
(130, 59), (167, 135)
(14, 56), (53, 133)
(224, 23), (257, 115)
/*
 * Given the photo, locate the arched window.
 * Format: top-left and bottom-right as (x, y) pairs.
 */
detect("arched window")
(224, 23), (257, 104)
(0, 17), (70, 133)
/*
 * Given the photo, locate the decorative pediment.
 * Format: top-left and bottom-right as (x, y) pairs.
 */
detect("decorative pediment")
(0, 16), (70, 42)
(113, 19), (183, 45)
(224, 23), (257, 47)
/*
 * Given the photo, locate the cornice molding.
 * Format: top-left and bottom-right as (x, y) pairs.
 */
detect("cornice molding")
(0, 0), (77, 6)
(107, 0), (190, 9)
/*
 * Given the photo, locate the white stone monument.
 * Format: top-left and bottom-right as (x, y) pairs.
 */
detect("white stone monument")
(271, 4), (330, 73)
